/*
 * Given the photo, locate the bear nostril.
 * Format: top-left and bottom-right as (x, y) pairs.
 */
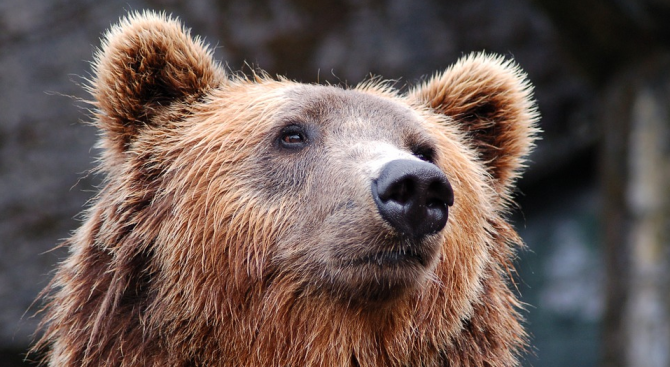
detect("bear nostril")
(382, 178), (414, 205)
(426, 198), (443, 209)
(427, 179), (454, 208)
(372, 159), (454, 238)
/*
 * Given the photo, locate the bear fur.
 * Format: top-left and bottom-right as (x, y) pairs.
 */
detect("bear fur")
(34, 11), (539, 367)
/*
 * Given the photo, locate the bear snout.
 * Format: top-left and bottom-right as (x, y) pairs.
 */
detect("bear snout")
(372, 159), (454, 238)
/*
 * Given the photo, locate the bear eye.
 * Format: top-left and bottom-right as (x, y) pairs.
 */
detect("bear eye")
(412, 146), (436, 163)
(278, 125), (308, 150)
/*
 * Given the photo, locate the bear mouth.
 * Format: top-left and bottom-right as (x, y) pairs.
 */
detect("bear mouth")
(346, 248), (426, 268)
(322, 236), (441, 303)
(328, 246), (434, 304)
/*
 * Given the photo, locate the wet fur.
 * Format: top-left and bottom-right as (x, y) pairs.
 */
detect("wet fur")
(34, 11), (539, 367)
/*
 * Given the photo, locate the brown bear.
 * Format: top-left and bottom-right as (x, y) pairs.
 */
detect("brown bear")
(34, 11), (539, 367)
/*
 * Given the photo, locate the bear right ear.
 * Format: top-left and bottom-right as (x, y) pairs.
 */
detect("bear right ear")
(91, 11), (225, 153)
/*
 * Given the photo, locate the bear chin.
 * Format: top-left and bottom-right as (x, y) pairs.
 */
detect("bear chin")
(325, 265), (430, 305)
(323, 234), (442, 305)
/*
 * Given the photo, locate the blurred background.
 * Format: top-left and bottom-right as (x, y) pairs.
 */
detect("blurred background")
(1, 0), (669, 366)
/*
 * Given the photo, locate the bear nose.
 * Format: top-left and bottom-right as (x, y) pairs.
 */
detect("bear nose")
(372, 159), (454, 238)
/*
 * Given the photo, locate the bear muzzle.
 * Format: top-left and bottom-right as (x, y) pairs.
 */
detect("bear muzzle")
(372, 159), (454, 239)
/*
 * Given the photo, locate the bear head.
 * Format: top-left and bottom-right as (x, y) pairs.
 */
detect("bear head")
(37, 11), (539, 367)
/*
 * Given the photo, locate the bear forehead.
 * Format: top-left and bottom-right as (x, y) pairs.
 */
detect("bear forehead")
(275, 84), (434, 140)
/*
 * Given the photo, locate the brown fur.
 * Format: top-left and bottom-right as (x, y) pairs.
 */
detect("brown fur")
(34, 11), (539, 367)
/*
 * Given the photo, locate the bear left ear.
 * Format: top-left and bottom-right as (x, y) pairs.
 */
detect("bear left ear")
(91, 11), (226, 153)
(408, 53), (539, 200)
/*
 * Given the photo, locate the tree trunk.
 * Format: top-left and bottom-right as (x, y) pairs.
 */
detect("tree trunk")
(601, 54), (670, 367)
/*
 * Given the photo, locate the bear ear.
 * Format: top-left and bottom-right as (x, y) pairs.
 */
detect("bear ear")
(408, 53), (539, 200)
(91, 11), (226, 151)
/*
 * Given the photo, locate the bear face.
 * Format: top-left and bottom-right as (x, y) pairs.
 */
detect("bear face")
(35, 11), (539, 367)
(246, 87), (452, 300)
